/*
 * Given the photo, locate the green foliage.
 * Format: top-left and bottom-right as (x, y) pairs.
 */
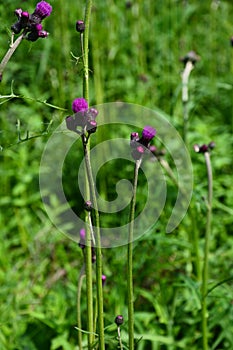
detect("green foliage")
(0, 0), (233, 349)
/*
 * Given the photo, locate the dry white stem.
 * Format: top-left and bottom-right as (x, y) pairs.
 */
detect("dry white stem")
(181, 60), (194, 102)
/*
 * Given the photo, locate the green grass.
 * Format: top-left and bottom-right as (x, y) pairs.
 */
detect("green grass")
(0, 1), (233, 349)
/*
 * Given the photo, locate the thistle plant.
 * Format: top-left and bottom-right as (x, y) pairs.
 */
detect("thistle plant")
(0, 1), (52, 81)
(128, 126), (157, 349)
(194, 141), (215, 350)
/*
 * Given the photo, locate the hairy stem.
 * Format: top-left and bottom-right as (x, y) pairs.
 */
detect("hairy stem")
(127, 159), (141, 350)
(201, 151), (213, 350)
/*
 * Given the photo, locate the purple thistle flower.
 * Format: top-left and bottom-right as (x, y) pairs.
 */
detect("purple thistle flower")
(34, 1), (52, 20)
(72, 98), (88, 114)
(11, 1), (52, 41)
(141, 126), (156, 143)
(130, 125), (156, 160)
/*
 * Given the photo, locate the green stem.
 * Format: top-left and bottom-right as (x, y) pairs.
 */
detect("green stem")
(201, 151), (213, 350)
(83, 0), (92, 101)
(190, 206), (201, 281)
(82, 138), (93, 349)
(83, 141), (105, 350)
(85, 224), (94, 349)
(77, 264), (86, 350)
(127, 159), (141, 350)
(0, 32), (25, 82)
(81, 1), (94, 349)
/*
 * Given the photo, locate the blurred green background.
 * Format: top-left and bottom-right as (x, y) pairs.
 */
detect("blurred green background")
(0, 0), (233, 349)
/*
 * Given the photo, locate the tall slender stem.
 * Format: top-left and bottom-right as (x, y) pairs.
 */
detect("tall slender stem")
(83, 141), (105, 350)
(84, 205), (94, 349)
(201, 151), (213, 350)
(127, 159), (141, 350)
(80, 1), (94, 349)
(0, 32), (25, 82)
(77, 264), (85, 350)
(83, 0), (92, 101)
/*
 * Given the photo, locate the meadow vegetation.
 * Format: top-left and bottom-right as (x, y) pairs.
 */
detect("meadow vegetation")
(0, 1), (233, 349)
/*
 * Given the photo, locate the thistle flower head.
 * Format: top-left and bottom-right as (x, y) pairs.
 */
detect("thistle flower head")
(130, 125), (156, 160)
(72, 98), (88, 114)
(34, 1), (52, 19)
(141, 126), (157, 143)
(66, 99), (98, 134)
(11, 1), (52, 41)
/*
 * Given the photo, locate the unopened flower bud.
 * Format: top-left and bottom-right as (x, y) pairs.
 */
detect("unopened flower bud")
(79, 228), (86, 249)
(102, 275), (106, 286)
(115, 315), (124, 326)
(11, 21), (22, 34)
(84, 200), (92, 211)
(15, 9), (23, 18)
(180, 51), (200, 65)
(88, 107), (99, 119)
(87, 120), (97, 134)
(131, 145), (145, 160)
(76, 20), (85, 33)
(92, 247), (96, 263)
(199, 144), (209, 153)
(193, 144), (200, 153)
(208, 141), (215, 150)
(130, 132), (139, 141)
(38, 30), (49, 38)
